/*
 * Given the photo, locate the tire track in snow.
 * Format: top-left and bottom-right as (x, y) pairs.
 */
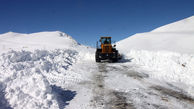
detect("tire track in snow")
(105, 91), (135, 109)
(80, 62), (194, 109)
(150, 85), (194, 104)
(91, 63), (135, 109)
(91, 63), (106, 108)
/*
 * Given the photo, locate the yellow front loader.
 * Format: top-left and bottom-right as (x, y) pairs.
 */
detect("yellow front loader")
(95, 37), (121, 62)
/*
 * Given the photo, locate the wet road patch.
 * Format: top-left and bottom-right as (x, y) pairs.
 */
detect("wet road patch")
(150, 85), (194, 104)
(125, 70), (149, 80)
(105, 91), (135, 109)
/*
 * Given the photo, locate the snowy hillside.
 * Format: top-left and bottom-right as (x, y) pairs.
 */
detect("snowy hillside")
(0, 31), (79, 53)
(117, 16), (194, 54)
(152, 16), (194, 32)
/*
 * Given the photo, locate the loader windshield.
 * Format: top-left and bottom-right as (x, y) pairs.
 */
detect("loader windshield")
(101, 37), (111, 44)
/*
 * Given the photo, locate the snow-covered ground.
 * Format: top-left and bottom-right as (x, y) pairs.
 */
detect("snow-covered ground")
(0, 15), (194, 109)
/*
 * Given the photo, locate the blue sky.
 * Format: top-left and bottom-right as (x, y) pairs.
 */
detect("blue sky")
(0, 0), (194, 46)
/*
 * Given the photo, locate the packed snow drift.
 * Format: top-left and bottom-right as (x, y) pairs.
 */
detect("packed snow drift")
(0, 31), (94, 109)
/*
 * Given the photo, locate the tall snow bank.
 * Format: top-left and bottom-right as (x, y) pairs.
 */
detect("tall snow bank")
(77, 46), (95, 61)
(0, 49), (78, 109)
(124, 50), (194, 93)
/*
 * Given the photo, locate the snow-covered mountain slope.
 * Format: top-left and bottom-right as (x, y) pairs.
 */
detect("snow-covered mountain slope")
(152, 16), (194, 32)
(0, 31), (79, 53)
(117, 16), (194, 54)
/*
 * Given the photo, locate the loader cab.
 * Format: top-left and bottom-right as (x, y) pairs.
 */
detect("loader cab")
(100, 37), (111, 44)
(99, 37), (112, 53)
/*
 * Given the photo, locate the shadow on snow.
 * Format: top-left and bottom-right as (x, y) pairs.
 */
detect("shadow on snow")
(118, 58), (133, 63)
(0, 83), (12, 109)
(98, 58), (133, 63)
(51, 85), (76, 109)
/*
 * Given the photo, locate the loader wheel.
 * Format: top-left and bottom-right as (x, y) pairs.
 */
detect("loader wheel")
(95, 52), (101, 62)
(112, 51), (118, 62)
(112, 58), (118, 62)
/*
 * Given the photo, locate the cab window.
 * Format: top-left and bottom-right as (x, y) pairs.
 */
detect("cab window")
(101, 38), (111, 44)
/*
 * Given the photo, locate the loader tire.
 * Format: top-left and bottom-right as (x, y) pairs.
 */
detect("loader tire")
(95, 52), (101, 62)
(112, 58), (118, 62)
(112, 51), (118, 62)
